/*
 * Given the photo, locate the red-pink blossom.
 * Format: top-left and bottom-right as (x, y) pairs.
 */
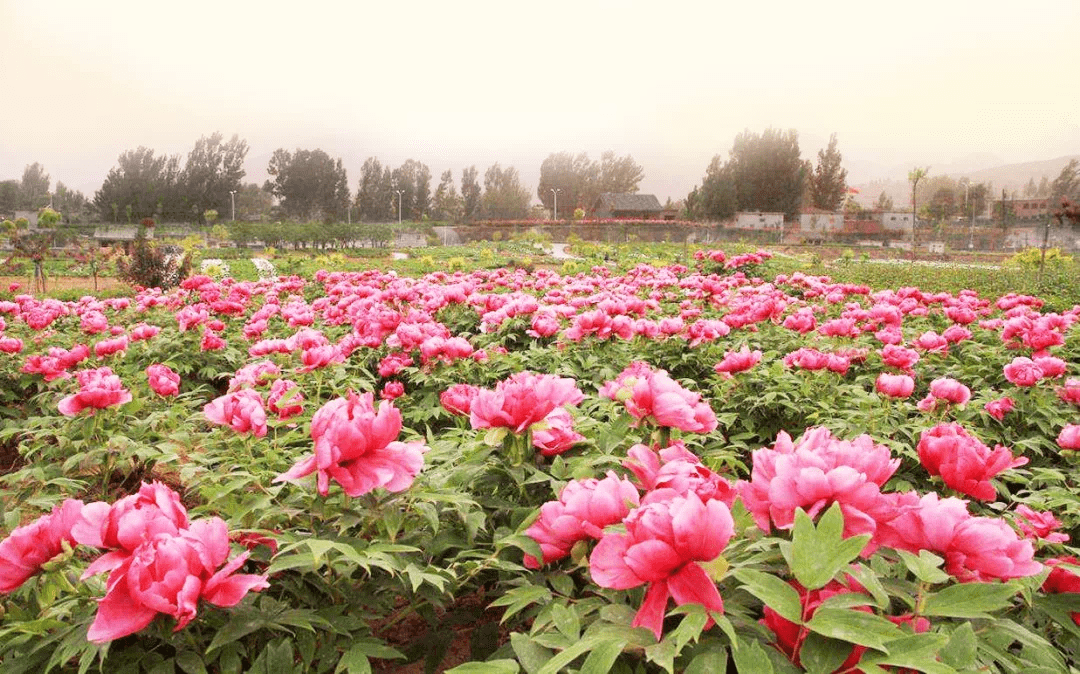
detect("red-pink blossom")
(523, 472), (640, 568)
(1003, 356), (1044, 387)
(0, 336), (23, 353)
(58, 367), (133, 416)
(875, 493), (1041, 582)
(875, 373), (915, 399)
(200, 328), (226, 351)
(267, 379), (303, 419)
(440, 383), (479, 416)
(1042, 557), (1080, 625)
(146, 363), (180, 397)
(713, 346), (762, 378)
(1014, 504), (1069, 544)
(589, 493), (732, 639)
(1034, 355), (1067, 378)
(380, 380), (405, 400)
(737, 427), (899, 544)
(72, 481), (189, 555)
(470, 372), (584, 435)
(275, 392), (428, 497)
(600, 362), (717, 434)
(531, 408), (584, 456)
(917, 423), (1027, 501)
(926, 377), (971, 407)
(624, 442), (735, 505)
(1058, 424), (1080, 450)
(0, 499), (84, 593)
(85, 517), (268, 643)
(984, 397), (1015, 421)
(204, 389), (267, 437)
(1058, 378), (1080, 406)
(879, 344), (921, 373)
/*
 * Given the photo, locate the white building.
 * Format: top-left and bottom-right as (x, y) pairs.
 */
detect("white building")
(880, 212), (913, 234)
(734, 211), (784, 230)
(799, 211), (843, 233)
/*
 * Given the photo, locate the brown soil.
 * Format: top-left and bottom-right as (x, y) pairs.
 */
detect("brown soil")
(371, 590), (510, 673)
(0, 275), (128, 296)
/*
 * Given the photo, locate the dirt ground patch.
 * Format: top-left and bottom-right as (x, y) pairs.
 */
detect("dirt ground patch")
(0, 275), (129, 296)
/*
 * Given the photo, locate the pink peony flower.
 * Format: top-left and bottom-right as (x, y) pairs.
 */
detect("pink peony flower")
(875, 373), (915, 399)
(440, 383), (479, 416)
(1013, 504), (1069, 544)
(589, 493), (733, 639)
(470, 372), (584, 435)
(72, 481), (189, 556)
(761, 580), (876, 671)
(200, 328), (226, 351)
(300, 344), (345, 372)
(1042, 557), (1080, 625)
(0, 499), (84, 592)
(600, 362), (716, 434)
(1034, 355), (1067, 378)
(204, 389), (267, 437)
(737, 427), (900, 545)
(523, 472), (640, 568)
(917, 423), (1027, 501)
(0, 336), (23, 353)
(713, 346), (762, 378)
(1058, 425), (1080, 450)
(267, 379), (304, 419)
(1058, 378), (1080, 406)
(380, 380), (405, 400)
(274, 392), (428, 497)
(531, 408), (584, 456)
(58, 367), (133, 416)
(85, 517), (268, 643)
(146, 363), (180, 397)
(94, 335), (128, 358)
(874, 493), (1041, 582)
(1003, 357), (1044, 387)
(879, 344), (920, 373)
(624, 442), (735, 505)
(984, 397), (1015, 421)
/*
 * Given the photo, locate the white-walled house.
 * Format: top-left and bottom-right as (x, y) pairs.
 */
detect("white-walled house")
(880, 212), (913, 234)
(734, 211), (784, 230)
(799, 211), (843, 233)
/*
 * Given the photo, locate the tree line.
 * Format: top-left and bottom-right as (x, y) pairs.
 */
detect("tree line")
(686, 130), (848, 222)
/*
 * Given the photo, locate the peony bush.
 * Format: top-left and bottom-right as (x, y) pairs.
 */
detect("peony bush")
(0, 248), (1078, 672)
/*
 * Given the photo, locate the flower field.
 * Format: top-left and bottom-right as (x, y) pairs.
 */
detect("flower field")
(1, 247), (1079, 673)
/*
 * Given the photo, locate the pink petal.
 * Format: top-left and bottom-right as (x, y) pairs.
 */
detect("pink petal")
(632, 581), (671, 640)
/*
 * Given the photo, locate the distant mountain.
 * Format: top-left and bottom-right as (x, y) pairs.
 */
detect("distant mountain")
(852, 154), (1080, 208)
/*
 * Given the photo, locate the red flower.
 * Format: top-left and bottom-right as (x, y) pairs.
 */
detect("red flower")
(275, 392), (428, 497)
(589, 493), (732, 639)
(917, 423), (1027, 501)
(58, 367), (133, 416)
(146, 363), (180, 397)
(0, 499), (84, 593)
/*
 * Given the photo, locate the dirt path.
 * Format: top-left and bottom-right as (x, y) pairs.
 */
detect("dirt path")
(0, 275), (128, 296)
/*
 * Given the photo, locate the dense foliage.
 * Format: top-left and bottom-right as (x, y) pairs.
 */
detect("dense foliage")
(0, 246), (1079, 673)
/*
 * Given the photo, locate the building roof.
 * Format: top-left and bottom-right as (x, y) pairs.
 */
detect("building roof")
(596, 193), (663, 212)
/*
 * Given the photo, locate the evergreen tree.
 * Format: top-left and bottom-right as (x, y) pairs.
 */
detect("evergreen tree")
(728, 128), (808, 219)
(461, 166), (481, 221)
(809, 134), (848, 211)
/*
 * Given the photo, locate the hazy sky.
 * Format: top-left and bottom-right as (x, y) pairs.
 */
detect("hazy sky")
(3, 0), (1078, 203)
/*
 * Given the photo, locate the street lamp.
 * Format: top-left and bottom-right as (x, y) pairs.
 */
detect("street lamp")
(966, 182), (974, 250)
(394, 190), (404, 224)
(229, 190), (236, 222)
(550, 188), (561, 221)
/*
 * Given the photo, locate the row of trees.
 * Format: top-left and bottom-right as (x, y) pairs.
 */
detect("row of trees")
(535, 152), (645, 216)
(92, 133), (249, 224)
(686, 130), (848, 221)
(0, 164), (91, 223)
